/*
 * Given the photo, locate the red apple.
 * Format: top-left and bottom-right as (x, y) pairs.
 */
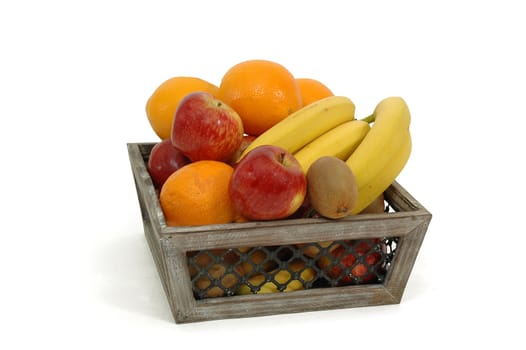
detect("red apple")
(288, 195), (315, 219)
(147, 139), (190, 189)
(317, 239), (383, 285)
(171, 92), (244, 162)
(229, 145), (307, 221)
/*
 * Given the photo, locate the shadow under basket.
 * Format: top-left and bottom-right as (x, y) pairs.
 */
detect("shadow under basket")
(127, 142), (432, 323)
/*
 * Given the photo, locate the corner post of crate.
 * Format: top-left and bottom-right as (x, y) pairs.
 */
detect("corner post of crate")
(160, 236), (200, 323)
(383, 211), (431, 302)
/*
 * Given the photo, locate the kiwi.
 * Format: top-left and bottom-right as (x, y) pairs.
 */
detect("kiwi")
(306, 156), (358, 219)
(359, 193), (386, 214)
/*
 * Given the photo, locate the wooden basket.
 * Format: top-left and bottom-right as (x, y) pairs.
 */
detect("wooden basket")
(127, 142), (432, 323)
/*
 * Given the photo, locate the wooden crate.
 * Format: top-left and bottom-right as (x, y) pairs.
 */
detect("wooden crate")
(127, 142), (432, 323)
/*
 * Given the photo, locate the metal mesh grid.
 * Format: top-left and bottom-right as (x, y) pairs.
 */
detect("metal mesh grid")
(187, 237), (399, 299)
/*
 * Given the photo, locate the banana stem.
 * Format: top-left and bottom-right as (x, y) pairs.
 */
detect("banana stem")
(361, 114), (376, 123)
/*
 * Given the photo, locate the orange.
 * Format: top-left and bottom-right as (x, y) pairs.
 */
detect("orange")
(159, 160), (236, 226)
(146, 77), (219, 140)
(295, 78), (334, 106)
(217, 59), (302, 136)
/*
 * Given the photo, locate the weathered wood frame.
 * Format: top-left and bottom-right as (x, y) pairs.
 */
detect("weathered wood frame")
(128, 142), (432, 323)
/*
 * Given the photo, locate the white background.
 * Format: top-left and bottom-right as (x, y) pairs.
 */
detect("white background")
(1, 0), (525, 348)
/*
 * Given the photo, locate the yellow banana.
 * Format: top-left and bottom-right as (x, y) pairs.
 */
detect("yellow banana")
(351, 131), (411, 214)
(346, 96), (412, 214)
(293, 120), (370, 173)
(238, 96), (355, 160)
(236, 260), (316, 295)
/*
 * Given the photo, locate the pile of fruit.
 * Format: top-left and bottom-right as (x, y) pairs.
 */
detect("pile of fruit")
(143, 59), (412, 297)
(145, 59), (411, 225)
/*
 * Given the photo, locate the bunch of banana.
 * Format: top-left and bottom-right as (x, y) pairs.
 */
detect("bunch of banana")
(236, 94), (412, 217)
(346, 96), (412, 214)
(238, 95), (356, 160)
(293, 119), (370, 173)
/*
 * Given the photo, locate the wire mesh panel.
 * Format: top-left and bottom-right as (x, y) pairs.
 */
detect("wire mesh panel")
(187, 237), (398, 300)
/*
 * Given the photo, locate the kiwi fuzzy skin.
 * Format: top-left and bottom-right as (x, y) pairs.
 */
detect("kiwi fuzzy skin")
(306, 156), (358, 219)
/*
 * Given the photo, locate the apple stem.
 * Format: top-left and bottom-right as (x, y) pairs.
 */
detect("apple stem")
(279, 152), (286, 163)
(361, 114), (375, 123)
